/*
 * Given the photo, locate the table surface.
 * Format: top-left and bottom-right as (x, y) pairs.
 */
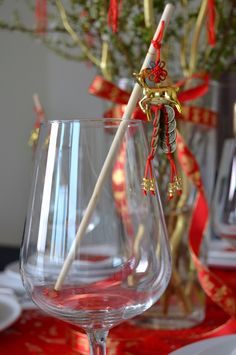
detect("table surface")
(0, 246), (235, 354)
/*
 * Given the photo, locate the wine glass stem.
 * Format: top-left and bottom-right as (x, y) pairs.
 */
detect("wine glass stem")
(87, 330), (108, 355)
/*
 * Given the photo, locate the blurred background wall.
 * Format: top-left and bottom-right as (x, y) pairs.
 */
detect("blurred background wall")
(0, 5), (103, 246)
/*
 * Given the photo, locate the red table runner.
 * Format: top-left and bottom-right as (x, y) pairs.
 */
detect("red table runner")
(0, 296), (233, 355)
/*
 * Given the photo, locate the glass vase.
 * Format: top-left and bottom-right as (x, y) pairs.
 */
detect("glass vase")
(131, 78), (219, 329)
(132, 154), (206, 329)
(104, 77), (213, 329)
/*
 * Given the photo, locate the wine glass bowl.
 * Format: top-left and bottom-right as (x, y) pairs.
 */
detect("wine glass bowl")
(20, 118), (171, 353)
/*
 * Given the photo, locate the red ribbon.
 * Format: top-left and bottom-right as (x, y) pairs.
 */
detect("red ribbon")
(189, 192), (236, 317)
(177, 131), (236, 320)
(89, 74), (217, 129)
(112, 143), (134, 235)
(89, 72), (210, 111)
(181, 105), (217, 127)
(89, 76), (130, 104)
(176, 72), (210, 103)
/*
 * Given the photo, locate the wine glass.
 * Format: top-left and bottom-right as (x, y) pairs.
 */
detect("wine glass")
(20, 118), (171, 354)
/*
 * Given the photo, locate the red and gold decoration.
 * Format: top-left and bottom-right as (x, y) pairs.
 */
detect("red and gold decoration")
(134, 21), (182, 198)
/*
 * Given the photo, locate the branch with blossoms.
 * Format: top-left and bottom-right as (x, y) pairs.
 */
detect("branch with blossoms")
(0, 0), (235, 82)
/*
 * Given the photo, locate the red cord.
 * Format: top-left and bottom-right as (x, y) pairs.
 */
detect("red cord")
(149, 21), (167, 83)
(143, 106), (162, 195)
(151, 20), (165, 62)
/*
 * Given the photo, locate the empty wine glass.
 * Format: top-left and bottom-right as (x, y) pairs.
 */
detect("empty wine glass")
(20, 118), (171, 354)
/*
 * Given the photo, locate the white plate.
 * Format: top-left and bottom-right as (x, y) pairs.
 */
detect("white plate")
(169, 335), (236, 355)
(0, 294), (21, 331)
(5, 260), (20, 277)
(1, 262), (35, 310)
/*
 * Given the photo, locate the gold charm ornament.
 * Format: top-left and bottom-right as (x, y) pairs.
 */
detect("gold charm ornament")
(134, 61), (182, 198)
(134, 68), (182, 120)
